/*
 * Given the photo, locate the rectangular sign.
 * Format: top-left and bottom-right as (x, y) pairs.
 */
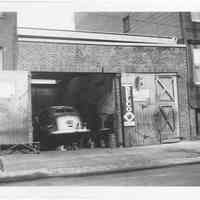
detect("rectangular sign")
(122, 85), (136, 126)
(133, 89), (150, 102)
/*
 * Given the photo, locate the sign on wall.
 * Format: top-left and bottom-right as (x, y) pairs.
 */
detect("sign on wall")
(122, 84), (136, 126)
(133, 89), (150, 102)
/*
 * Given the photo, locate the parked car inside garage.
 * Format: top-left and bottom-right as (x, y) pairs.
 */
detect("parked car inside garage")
(33, 106), (90, 150)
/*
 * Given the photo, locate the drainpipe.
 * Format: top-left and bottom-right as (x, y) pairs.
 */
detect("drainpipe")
(179, 12), (194, 139)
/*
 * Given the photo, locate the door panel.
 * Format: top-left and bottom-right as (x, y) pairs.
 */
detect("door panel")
(157, 78), (175, 102)
(0, 71), (32, 145)
(121, 73), (179, 146)
(155, 75), (179, 142)
(133, 74), (159, 145)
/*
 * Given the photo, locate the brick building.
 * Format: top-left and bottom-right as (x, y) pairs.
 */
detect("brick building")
(15, 28), (189, 147)
(180, 12), (200, 137)
(0, 12), (194, 149)
(75, 12), (200, 140)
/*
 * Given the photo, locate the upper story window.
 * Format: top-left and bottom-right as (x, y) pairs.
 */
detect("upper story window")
(123, 15), (130, 33)
(0, 48), (2, 70)
(191, 12), (200, 22)
(192, 46), (200, 84)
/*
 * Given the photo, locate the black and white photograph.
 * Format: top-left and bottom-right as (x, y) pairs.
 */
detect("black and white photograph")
(0, 0), (200, 199)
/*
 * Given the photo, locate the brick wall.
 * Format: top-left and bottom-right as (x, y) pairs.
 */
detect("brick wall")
(180, 12), (200, 41)
(128, 12), (182, 38)
(17, 41), (190, 139)
(0, 12), (17, 70)
(75, 12), (182, 38)
(75, 12), (123, 33)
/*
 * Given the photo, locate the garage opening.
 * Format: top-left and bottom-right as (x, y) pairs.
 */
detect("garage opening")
(31, 72), (121, 150)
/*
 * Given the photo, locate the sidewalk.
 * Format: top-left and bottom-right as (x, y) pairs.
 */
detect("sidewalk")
(1, 140), (200, 183)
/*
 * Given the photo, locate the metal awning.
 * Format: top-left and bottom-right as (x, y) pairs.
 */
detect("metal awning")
(17, 27), (182, 46)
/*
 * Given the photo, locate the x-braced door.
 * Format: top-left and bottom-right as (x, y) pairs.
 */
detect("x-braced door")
(155, 74), (179, 142)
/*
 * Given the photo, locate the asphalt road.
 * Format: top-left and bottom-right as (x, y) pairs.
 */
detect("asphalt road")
(2, 163), (200, 186)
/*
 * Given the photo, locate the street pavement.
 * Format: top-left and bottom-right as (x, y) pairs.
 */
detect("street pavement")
(1, 140), (200, 183)
(2, 163), (200, 186)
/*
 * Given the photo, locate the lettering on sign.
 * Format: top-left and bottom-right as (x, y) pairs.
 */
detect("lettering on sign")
(122, 85), (136, 126)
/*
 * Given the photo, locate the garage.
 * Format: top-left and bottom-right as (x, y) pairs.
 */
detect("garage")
(31, 72), (122, 150)
(16, 29), (190, 149)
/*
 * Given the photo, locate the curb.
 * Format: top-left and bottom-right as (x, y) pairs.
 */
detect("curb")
(1, 157), (200, 184)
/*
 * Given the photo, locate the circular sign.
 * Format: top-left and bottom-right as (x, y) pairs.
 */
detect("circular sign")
(124, 112), (135, 122)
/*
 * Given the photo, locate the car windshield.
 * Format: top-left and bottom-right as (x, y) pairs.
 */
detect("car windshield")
(54, 107), (74, 113)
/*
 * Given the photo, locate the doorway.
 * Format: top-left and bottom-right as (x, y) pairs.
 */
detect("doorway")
(31, 72), (121, 150)
(121, 73), (179, 146)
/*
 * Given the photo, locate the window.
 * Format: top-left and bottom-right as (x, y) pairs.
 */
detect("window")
(191, 12), (200, 22)
(196, 109), (200, 135)
(123, 15), (130, 33)
(0, 48), (2, 70)
(192, 46), (200, 84)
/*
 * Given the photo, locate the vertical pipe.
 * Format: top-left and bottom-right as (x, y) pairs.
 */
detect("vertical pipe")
(195, 109), (199, 136)
(28, 72), (33, 144)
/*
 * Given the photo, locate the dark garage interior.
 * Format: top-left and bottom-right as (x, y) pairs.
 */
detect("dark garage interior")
(31, 72), (118, 150)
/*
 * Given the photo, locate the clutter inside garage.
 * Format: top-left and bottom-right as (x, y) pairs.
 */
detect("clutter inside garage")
(31, 72), (118, 150)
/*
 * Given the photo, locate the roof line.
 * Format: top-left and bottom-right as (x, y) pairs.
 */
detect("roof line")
(18, 27), (175, 39)
(18, 37), (186, 48)
(17, 27), (178, 44)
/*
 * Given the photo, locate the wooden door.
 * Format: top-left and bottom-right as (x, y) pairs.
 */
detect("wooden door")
(121, 73), (179, 146)
(155, 75), (179, 142)
(121, 73), (157, 146)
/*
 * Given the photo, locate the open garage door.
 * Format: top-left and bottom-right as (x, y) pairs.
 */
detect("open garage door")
(0, 71), (32, 145)
(31, 72), (122, 150)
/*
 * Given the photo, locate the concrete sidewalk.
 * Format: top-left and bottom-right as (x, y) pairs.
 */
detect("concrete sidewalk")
(1, 140), (200, 183)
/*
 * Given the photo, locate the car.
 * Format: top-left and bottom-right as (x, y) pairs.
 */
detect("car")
(34, 106), (90, 149)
